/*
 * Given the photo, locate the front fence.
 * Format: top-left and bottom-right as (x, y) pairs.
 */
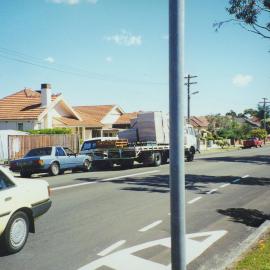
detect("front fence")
(8, 134), (80, 160)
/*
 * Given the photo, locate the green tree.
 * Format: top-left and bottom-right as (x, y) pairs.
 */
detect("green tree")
(226, 110), (237, 118)
(215, 0), (270, 40)
(250, 128), (268, 139)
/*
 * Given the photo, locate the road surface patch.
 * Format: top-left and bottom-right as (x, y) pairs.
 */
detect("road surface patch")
(98, 241), (127, 257)
(139, 220), (163, 232)
(220, 183), (230, 188)
(78, 230), (227, 270)
(51, 170), (160, 191)
(232, 178), (241, 183)
(207, 189), (218, 195)
(188, 196), (202, 204)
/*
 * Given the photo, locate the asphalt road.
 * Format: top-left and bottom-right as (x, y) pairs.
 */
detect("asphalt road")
(0, 146), (270, 270)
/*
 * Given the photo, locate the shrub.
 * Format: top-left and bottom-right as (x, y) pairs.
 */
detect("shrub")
(28, 128), (72, 135)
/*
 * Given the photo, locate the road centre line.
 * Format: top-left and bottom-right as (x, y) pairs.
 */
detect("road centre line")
(207, 189), (218, 194)
(51, 181), (97, 191)
(242, 174), (250, 179)
(188, 196), (202, 204)
(51, 170), (160, 191)
(220, 183), (230, 188)
(97, 240), (126, 257)
(138, 220), (163, 232)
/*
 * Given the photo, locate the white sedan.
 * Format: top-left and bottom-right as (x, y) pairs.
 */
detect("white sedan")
(0, 166), (52, 254)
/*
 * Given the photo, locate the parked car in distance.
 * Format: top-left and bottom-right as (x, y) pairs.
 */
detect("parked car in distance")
(0, 166), (51, 254)
(9, 146), (92, 177)
(243, 137), (263, 149)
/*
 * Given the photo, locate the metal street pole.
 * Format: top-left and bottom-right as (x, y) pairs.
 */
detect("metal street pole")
(169, 0), (186, 270)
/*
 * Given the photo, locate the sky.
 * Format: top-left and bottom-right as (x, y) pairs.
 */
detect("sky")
(0, 0), (269, 116)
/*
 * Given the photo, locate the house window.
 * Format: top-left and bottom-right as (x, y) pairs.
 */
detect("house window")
(92, 130), (101, 138)
(18, 123), (24, 131)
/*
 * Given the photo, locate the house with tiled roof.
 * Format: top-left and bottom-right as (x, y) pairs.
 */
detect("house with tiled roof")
(0, 84), (81, 131)
(0, 84), (134, 140)
(189, 116), (209, 130)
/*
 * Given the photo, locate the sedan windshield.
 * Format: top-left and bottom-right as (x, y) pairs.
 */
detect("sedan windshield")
(25, 147), (52, 157)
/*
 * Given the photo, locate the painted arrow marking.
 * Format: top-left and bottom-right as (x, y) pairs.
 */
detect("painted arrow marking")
(78, 230), (227, 270)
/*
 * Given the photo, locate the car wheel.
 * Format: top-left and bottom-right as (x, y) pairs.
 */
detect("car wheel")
(49, 162), (60, 176)
(3, 211), (29, 254)
(20, 169), (32, 178)
(83, 159), (91, 172)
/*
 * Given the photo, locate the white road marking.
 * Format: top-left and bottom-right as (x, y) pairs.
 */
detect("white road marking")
(139, 220), (163, 232)
(232, 178), (241, 183)
(51, 170), (160, 191)
(97, 240), (126, 257)
(220, 183), (230, 188)
(78, 230), (227, 270)
(242, 175), (249, 179)
(207, 189), (218, 194)
(51, 181), (97, 191)
(188, 197), (202, 204)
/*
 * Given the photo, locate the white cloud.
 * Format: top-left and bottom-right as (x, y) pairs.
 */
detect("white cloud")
(105, 30), (142, 47)
(105, 56), (113, 63)
(232, 74), (253, 87)
(44, 57), (55, 63)
(48, 0), (97, 5)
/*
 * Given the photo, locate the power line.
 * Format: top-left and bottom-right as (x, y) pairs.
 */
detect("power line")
(0, 46), (167, 86)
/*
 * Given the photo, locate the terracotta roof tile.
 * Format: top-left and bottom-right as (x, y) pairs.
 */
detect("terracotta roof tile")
(55, 116), (103, 128)
(74, 105), (115, 122)
(0, 89), (60, 120)
(190, 116), (209, 128)
(115, 112), (138, 124)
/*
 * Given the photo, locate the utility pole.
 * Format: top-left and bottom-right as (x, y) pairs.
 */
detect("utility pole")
(185, 74), (198, 123)
(169, 0), (186, 270)
(259, 98), (270, 130)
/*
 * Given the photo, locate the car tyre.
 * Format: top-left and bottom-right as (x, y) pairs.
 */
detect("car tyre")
(83, 159), (91, 172)
(20, 169), (32, 178)
(2, 211), (29, 254)
(49, 162), (60, 176)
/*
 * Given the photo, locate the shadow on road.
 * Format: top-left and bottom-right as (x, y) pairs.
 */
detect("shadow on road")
(200, 154), (270, 165)
(217, 208), (270, 227)
(73, 173), (270, 194)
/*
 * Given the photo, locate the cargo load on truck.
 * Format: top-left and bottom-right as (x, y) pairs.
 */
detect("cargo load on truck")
(80, 111), (198, 170)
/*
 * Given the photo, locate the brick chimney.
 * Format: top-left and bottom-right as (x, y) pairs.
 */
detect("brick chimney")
(41, 83), (52, 108)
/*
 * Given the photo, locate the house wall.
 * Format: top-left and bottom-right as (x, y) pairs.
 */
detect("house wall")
(101, 107), (122, 126)
(0, 120), (37, 131)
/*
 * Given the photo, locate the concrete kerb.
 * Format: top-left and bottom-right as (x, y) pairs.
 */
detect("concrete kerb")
(221, 220), (270, 270)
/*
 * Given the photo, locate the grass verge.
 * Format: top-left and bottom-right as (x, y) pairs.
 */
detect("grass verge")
(231, 232), (270, 270)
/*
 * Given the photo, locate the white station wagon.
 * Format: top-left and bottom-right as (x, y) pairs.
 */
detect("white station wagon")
(0, 166), (52, 254)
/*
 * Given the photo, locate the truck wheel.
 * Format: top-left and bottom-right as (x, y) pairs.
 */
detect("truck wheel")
(153, 152), (162, 167)
(2, 211), (29, 254)
(161, 154), (168, 164)
(20, 170), (32, 178)
(120, 159), (134, 169)
(83, 159), (92, 172)
(186, 151), (194, 162)
(49, 162), (60, 176)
